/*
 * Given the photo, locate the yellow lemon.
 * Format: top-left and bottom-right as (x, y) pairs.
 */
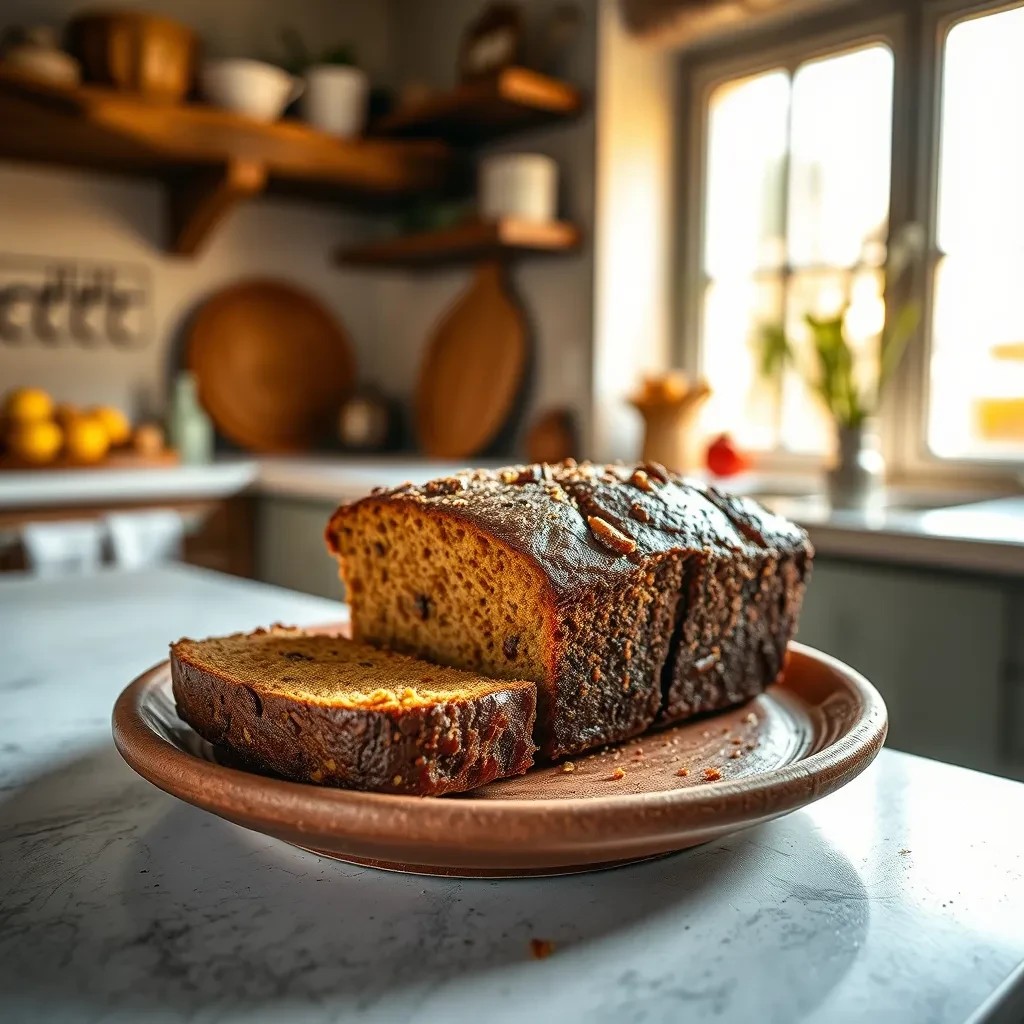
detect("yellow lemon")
(9, 420), (63, 465)
(89, 405), (132, 447)
(4, 388), (54, 424)
(64, 416), (110, 464)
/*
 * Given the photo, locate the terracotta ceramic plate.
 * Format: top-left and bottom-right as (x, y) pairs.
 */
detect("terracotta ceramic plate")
(112, 644), (886, 877)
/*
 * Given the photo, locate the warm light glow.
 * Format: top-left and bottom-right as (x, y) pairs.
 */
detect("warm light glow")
(699, 43), (894, 455)
(788, 46), (893, 268)
(705, 69), (789, 277)
(929, 6), (1024, 459)
(845, 272), (886, 345)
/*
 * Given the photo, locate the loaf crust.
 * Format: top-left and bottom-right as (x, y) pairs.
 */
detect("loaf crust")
(171, 628), (537, 796)
(326, 461), (812, 760)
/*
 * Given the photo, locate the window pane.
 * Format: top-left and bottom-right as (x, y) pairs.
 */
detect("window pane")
(787, 45), (893, 267)
(928, 7), (1024, 459)
(937, 8), (1024, 252)
(704, 69), (789, 276)
(700, 277), (784, 450)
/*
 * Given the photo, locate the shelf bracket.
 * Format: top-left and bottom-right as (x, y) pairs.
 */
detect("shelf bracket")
(167, 159), (267, 257)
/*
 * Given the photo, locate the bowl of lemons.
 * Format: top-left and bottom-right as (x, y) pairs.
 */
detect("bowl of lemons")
(0, 388), (154, 469)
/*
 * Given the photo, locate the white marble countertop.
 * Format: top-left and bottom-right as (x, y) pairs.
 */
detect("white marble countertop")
(2, 454), (1024, 575)
(2, 565), (1024, 1024)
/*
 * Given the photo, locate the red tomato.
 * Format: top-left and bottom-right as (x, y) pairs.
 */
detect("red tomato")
(706, 434), (750, 477)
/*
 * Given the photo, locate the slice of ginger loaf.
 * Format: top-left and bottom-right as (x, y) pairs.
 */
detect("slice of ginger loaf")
(171, 627), (536, 795)
(325, 460), (812, 760)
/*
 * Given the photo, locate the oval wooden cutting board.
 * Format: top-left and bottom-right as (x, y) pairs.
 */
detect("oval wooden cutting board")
(415, 261), (528, 458)
(187, 279), (356, 453)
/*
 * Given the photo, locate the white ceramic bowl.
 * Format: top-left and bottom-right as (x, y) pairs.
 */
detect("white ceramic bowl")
(200, 58), (302, 123)
(301, 64), (368, 138)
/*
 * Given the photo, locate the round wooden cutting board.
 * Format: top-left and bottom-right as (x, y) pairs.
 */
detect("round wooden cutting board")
(113, 643), (887, 878)
(414, 261), (527, 458)
(187, 279), (356, 453)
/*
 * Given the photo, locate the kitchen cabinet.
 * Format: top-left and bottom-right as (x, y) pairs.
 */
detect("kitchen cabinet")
(796, 557), (1008, 775)
(257, 497), (344, 602)
(0, 495), (255, 577)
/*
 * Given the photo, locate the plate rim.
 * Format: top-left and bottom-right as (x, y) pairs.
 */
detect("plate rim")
(112, 643), (887, 863)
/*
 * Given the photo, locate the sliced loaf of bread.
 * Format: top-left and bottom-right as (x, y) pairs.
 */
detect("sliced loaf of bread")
(171, 627), (537, 796)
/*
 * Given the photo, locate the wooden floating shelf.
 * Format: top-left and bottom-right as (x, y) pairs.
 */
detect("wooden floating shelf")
(372, 67), (583, 143)
(0, 68), (453, 256)
(336, 218), (582, 268)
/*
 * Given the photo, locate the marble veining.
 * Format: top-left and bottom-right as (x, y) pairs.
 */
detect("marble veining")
(1, 565), (1023, 1023)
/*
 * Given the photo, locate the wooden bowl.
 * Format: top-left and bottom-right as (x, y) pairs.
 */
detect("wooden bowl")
(186, 279), (356, 453)
(67, 10), (197, 103)
(113, 642), (887, 877)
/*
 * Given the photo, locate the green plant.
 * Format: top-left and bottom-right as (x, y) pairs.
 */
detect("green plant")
(755, 224), (924, 429)
(280, 28), (356, 75)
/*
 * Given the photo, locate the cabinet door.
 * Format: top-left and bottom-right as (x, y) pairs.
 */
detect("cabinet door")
(796, 559), (1006, 774)
(257, 497), (344, 601)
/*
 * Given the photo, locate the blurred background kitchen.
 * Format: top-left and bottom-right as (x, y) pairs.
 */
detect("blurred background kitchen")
(1, 0), (1022, 779)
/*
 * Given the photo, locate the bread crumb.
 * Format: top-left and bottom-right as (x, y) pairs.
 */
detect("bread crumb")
(607, 767), (626, 781)
(729, 750), (742, 759)
(702, 730), (711, 739)
(730, 736), (743, 745)
(309, 769), (324, 782)
(676, 767), (689, 777)
(745, 712), (758, 725)
(530, 938), (555, 959)
(634, 747), (644, 756)
(392, 774), (403, 786)
(612, 750), (621, 760)
(562, 761), (576, 773)
(703, 767), (722, 781)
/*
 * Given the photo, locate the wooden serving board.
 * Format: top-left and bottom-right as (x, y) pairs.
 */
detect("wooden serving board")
(415, 260), (527, 458)
(0, 450), (180, 471)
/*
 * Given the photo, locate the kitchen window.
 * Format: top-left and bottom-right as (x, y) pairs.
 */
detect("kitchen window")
(681, 0), (1024, 475)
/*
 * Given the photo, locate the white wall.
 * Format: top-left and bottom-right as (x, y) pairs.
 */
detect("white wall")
(592, 0), (677, 461)
(0, 0), (391, 419)
(0, 163), (385, 417)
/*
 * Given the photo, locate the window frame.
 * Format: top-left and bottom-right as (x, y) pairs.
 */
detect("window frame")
(677, 0), (1024, 482)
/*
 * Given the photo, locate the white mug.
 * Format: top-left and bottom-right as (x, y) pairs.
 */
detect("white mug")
(201, 59), (303, 123)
